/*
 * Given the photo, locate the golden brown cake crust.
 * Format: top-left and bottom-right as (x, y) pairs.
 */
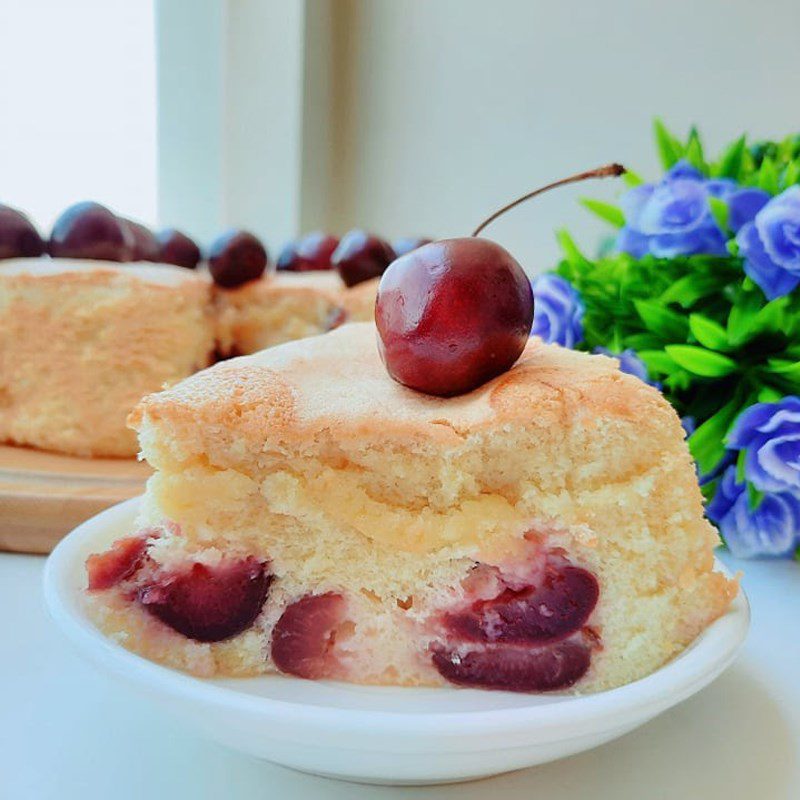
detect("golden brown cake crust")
(131, 321), (674, 449)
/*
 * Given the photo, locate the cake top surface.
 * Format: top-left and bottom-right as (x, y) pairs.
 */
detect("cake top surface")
(0, 257), (204, 287)
(133, 322), (670, 447)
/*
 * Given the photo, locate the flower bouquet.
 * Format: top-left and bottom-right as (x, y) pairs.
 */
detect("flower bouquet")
(533, 121), (800, 560)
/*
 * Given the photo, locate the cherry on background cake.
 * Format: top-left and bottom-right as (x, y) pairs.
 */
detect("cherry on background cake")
(85, 323), (735, 690)
(0, 258), (214, 457)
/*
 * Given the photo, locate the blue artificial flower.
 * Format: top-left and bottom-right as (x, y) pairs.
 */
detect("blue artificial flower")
(615, 160), (768, 260)
(592, 346), (661, 389)
(727, 397), (800, 493)
(737, 186), (800, 300)
(707, 466), (800, 558)
(531, 274), (583, 348)
(680, 416), (697, 438)
(727, 188), (770, 232)
(615, 161), (728, 258)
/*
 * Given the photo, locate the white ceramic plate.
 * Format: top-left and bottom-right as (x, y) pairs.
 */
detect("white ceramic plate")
(44, 497), (749, 785)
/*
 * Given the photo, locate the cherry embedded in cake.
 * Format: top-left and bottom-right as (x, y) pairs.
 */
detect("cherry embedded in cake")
(271, 592), (348, 679)
(137, 558), (273, 643)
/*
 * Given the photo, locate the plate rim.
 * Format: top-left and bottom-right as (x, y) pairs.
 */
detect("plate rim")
(43, 495), (750, 745)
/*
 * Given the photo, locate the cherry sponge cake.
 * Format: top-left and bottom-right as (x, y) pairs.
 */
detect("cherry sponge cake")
(0, 258), (214, 457)
(84, 323), (736, 692)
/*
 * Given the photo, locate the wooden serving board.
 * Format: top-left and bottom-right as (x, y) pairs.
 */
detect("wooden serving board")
(0, 445), (151, 554)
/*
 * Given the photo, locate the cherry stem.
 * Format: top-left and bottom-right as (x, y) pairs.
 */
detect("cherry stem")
(471, 163), (626, 238)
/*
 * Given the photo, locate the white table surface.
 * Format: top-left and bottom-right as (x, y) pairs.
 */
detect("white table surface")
(2, 549), (798, 800)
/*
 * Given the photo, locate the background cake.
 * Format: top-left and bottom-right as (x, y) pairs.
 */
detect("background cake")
(85, 324), (736, 691)
(0, 259), (214, 457)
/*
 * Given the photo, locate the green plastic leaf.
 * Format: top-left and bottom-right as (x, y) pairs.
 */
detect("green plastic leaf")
(634, 299), (690, 340)
(753, 297), (788, 334)
(555, 229), (589, 269)
(653, 118), (684, 170)
(747, 482), (765, 510)
(708, 196), (730, 233)
(685, 128), (706, 172)
(660, 273), (725, 307)
(747, 482), (764, 508)
(688, 397), (744, 475)
(736, 449), (747, 483)
(783, 158), (800, 188)
(622, 169), (644, 188)
(579, 198), (625, 228)
(664, 371), (693, 392)
(727, 293), (762, 346)
(716, 135), (747, 179)
(765, 359), (800, 383)
(758, 386), (784, 402)
(664, 345), (737, 377)
(689, 314), (729, 351)
(758, 156), (780, 194)
(623, 333), (664, 351)
(637, 350), (678, 375)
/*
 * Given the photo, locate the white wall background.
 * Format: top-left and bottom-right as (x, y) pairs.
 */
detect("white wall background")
(312, 0), (800, 274)
(0, 0), (156, 230)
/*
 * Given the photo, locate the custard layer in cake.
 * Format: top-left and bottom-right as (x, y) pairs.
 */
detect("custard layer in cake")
(86, 323), (736, 691)
(0, 259), (214, 457)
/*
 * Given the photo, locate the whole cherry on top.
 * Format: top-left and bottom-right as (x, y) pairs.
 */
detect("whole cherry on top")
(375, 164), (626, 397)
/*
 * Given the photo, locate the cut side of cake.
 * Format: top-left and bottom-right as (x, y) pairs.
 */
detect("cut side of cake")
(84, 323), (736, 692)
(214, 271), (360, 357)
(0, 259), (214, 457)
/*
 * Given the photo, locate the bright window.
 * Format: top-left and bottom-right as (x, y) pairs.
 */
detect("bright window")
(0, 0), (157, 231)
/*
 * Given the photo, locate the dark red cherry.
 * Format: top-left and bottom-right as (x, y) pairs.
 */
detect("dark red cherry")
(391, 237), (432, 258)
(332, 230), (395, 287)
(0, 204), (46, 260)
(49, 201), (133, 262)
(375, 238), (534, 397)
(156, 228), (201, 269)
(443, 566), (598, 645)
(431, 638), (591, 692)
(138, 558), (271, 642)
(277, 232), (339, 271)
(271, 592), (346, 679)
(86, 535), (149, 591)
(123, 219), (160, 262)
(208, 229), (269, 288)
